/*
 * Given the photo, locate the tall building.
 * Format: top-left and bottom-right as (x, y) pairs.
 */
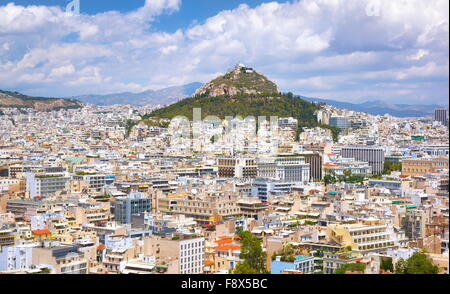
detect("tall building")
(0, 244), (33, 272)
(144, 236), (205, 274)
(434, 108), (449, 126)
(301, 153), (323, 181)
(341, 146), (385, 174)
(329, 116), (350, 130)
(402, 210), (428, 240)
(111, 192), (151, 224)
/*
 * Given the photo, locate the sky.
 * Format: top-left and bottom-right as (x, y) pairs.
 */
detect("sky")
(0, 0), (448, 106)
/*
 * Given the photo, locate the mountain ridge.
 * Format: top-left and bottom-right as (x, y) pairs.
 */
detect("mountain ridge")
(0, 89), (83, 111)
(300, 96), (444, 117)
(73, 82), (202, 106)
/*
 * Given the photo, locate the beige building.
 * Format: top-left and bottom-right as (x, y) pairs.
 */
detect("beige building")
(144, 235), (205, 274)
(327, 220), (398, 253)
(158, 192), (242, 225)
(217, 157), (257, 178)
(402, 157), (449, 177)
(32, 244), (89, 274)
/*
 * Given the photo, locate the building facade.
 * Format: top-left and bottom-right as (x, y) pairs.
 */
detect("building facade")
(341, 146), (385, 175)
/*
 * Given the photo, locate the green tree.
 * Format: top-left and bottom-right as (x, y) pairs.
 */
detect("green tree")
(395, 252), (439, 274)
(334, 263), (366, 274)
(380, 257), (394, 272)
(324, 175), (336, 186)
(343, 170), (352, 178)
(233, 231), (268, 274)
(384, 161), (402, 174)
(395, 258), (407, 274)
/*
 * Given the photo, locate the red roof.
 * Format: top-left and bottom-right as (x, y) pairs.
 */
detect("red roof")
(216, 245), (240, 251)
(32, 229), (51, 235)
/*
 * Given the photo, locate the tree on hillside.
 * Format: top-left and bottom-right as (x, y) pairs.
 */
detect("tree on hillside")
(233, 231), (268, 274)
(395, 252), (439, 274)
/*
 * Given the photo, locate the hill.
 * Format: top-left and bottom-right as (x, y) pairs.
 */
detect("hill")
(73, 82), (202, 106)
(194, 64), (280, 97)
(0, 90), (83, 111)
(142, 64), (339, 140)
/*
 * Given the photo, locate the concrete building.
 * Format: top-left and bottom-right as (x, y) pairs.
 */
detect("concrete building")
(327, 220), (398, 254)
(252, 180), (297, 202)
(257, 156), (310, 183)
(0, 244), (34, 271)
(0, 229), (15, 248)
(434, 108), (449, 126)
(329, 116), (350, 130)
(158, 192), (241, 225)
(402, 157), (449, 177)
(144, 235), (205, 274)
(217, 157), (257, 179)
(26, 172), (70, 198)
(111, 192), (151, 224)
(32, 244), (88, 274)
(341, 146), (385, 175)
(402, 209), (428, 240)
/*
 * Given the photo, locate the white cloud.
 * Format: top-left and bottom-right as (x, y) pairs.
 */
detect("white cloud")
(49, 64), (75, 78)
(0, 0), (448, 105)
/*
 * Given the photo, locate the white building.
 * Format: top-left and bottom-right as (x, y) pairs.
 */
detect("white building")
(179, 237), (205, 274)
(0, 244), (35, 272)
(257, 156), (310, 183)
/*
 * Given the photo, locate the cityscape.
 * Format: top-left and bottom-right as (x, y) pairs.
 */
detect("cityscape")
(0, 0), (449, 279)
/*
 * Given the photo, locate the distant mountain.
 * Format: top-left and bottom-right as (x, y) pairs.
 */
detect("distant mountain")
(0, 89), (83, 111)
(300, 96), (443, 117)
(74, 82), (203, 106)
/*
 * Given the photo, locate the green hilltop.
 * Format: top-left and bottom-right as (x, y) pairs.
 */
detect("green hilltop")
(140, 64), (340, 140)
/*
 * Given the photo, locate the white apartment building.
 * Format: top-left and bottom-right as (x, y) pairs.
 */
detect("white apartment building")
(257, 156), (310, 183)
(0, 244), (35, 272)
(180, 237), (205, 274)
(26, 172), (71, 198)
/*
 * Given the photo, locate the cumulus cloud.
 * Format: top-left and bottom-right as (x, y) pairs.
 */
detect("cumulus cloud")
(0, 0), (448, 105)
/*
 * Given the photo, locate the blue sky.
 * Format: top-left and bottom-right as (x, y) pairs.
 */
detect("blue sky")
(0, 0), (448, 105)
(9, 0), (291, 32)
